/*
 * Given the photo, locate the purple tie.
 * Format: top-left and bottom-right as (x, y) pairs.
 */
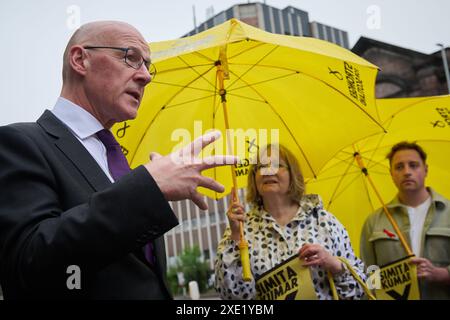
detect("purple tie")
(96, 129), (155, 265)
(96, 129), (131, 181)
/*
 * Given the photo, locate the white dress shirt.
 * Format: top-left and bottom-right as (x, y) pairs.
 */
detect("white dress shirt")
(51, 97), (114, 182)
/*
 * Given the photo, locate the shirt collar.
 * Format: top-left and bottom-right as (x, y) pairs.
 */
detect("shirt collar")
(387, 187), (448, 211)
(428, 187), (449, 211)
(258, 194), (324, 222)
(51, 97), (104, 140)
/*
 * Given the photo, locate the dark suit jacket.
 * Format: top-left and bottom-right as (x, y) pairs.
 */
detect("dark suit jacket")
(0, 110), (179, 299)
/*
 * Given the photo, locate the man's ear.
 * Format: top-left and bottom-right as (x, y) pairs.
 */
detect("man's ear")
(425, 163), (428, 176)
(69, 45), (88, 76)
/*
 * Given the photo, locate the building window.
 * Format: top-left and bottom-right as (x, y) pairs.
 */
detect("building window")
(239, 4), (257, 18)
(273, 8), (281, 34)
(214, 12), (226, 25)
(262, 4), (272, 32)
(282, 10), (290, 35)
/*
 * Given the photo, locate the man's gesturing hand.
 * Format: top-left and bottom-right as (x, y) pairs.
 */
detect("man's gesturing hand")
(144, 131), (238, 210)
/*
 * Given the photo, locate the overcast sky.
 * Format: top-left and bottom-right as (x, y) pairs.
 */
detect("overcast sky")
(1, 0), (449, 125)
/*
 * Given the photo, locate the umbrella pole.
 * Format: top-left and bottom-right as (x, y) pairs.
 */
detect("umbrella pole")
(216, 62), (252, 282)
(353, 151), (413, 257)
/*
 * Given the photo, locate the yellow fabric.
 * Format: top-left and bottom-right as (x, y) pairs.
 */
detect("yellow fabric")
(112, 18), (383, 199)
(375, 94), (450, 143)
(307, 95), (450, 254)
(255, 255), (317, 300)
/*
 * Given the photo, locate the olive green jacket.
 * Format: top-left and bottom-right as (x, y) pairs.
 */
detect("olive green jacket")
(360, 188), (450, 299)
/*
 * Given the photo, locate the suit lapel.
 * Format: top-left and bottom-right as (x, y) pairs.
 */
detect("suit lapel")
(37, 110), (111, 192)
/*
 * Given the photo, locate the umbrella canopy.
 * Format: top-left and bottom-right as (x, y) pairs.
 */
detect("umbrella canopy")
(306, 95), (450, 254)
(113, 18), (384, 199)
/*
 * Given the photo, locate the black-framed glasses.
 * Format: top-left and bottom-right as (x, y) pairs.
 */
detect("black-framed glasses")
(83, 46), (156, 78)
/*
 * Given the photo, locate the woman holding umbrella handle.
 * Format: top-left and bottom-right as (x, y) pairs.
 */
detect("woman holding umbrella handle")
(226, 190), (246, 241)
(215, 144), (367, 300)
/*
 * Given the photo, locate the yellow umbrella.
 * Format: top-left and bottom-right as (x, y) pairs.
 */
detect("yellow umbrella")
(306, 95), (450, 254)
(113, 18), (383, 198)
(112, 18), (385, 281)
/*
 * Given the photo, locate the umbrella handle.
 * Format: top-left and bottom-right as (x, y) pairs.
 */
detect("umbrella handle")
(353, 151), (413, 256)
(233, 189), (252, 282)
(239, 238), (252, 282)
(218, 59), (253, 282)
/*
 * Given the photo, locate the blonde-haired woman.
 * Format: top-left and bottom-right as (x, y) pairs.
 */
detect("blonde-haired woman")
(215, 144), (366, 300)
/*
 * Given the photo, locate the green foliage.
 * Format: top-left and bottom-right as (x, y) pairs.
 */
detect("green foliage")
(167, 246), (211, 296)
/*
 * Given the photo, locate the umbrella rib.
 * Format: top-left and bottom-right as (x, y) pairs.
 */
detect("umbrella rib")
(327, 167), (363, 207)
(366, 169), (391, 176)
(222, 43), (384, 134)
(315, 77), (385, 133)
(227, 71), (299, 92)
(152, 63), (215, 109)
(359, 138), (450, 155)
(387, 96), (437, 119)
(311, 153), (357, 183)
(306, 70), (386, 132)
(363, 121), (395, 165)
(227, 40), (267, 60)
(191, 50), (217, 63)
(345, 138), (448, 175)
(227, 45), (281, 90)
(313, 154), (357, 178)
(225, 45), (385, 133)
(225, 92), (268, 104)
(177, 55), (219, 91)
(230, 62), (306, 73)
(161, 94), (217, 110)
(151, 81), (215, 93)
(156, 62), (215, 74)
(309, 170), (359, 184)
(226, 69), (319, 178)
(129, 65), (218, 164)
(363, 155), (390, 171)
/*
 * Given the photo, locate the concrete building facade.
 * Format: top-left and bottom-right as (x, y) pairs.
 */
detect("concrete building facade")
(184, 2), (349, 48)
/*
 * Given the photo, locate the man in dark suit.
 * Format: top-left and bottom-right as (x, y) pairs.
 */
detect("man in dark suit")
(0, 21), (236, 299)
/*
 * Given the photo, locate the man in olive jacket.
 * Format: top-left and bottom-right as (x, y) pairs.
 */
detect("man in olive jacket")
(360, 141), (450, 299)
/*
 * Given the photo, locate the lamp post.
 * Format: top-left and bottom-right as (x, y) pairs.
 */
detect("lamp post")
(437, 43), (450, 94)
